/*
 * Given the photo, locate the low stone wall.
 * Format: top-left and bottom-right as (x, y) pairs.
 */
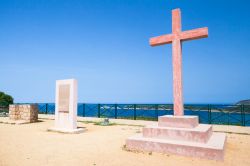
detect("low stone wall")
(9, 104), (38, 122)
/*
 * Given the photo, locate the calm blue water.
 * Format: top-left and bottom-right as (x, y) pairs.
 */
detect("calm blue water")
(36, 103), (250, 126)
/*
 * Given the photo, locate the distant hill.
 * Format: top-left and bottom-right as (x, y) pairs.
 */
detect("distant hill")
(236, 99), (250, 105)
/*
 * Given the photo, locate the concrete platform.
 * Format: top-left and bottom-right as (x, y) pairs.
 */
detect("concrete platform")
(143, 124), (212, 143)
(48, 127), (85, 134)
(126, 115), (227, 160)
(126, 132), (226, 161)
(159, 115), (198, 128)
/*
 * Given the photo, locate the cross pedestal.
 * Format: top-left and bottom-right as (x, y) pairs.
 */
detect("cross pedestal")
(126, 8), (226, 160)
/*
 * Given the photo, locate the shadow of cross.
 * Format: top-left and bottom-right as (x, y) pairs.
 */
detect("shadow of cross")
(149, 8), (208, 116)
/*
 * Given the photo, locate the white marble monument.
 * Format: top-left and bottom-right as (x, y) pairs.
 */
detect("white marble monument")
(48, 79), (84, 133)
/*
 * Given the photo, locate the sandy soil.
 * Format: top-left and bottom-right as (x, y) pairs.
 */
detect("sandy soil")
(0, 117), (250, 166)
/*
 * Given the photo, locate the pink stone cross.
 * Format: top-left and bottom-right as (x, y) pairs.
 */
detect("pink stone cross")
(150, 8), (208, 116)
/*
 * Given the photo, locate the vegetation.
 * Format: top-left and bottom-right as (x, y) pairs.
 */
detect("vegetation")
(93, 121), (117, 126)
(0, 91), (14, 107)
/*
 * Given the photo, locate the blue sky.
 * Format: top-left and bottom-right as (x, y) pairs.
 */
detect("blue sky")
(0, 0), (249, 104)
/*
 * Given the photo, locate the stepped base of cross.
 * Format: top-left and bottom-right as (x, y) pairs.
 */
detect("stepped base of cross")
(126, 115), (226, 160)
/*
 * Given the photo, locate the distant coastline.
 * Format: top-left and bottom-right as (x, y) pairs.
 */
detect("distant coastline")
(236, 99), (250, 105)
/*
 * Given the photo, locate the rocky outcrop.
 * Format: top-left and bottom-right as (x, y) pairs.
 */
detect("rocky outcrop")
(236, 100), (250, 105)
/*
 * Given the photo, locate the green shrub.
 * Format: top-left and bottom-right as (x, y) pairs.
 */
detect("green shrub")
(0, 91), (14, 107)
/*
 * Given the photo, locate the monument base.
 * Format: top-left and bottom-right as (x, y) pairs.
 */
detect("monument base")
(48, 127), (85, 134)
(0, 118), (34, 125)
(126, 115), (226, 160)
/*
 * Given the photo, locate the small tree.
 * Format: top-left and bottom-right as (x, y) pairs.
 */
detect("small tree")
(0, 92), (14, 107)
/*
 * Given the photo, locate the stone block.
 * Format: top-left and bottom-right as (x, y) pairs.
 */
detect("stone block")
(8, 104), (38, 123)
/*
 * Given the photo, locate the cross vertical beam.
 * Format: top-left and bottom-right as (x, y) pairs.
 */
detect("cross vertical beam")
(172, 9), (183, 116)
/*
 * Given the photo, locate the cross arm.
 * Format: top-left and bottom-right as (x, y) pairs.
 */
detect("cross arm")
(180, 27), (208, 42)
(149, 34), (173, 46)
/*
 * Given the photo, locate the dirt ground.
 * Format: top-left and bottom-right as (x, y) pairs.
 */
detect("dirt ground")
(0, 116), (250, 166)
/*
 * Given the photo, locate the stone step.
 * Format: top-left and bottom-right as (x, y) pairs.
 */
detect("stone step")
(126, 132), (226, 161)
(158, 115), (199, 128)
(143, 124), (212, 143)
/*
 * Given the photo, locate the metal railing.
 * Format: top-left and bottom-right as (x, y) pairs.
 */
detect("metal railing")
(1, 103), (250, 126)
